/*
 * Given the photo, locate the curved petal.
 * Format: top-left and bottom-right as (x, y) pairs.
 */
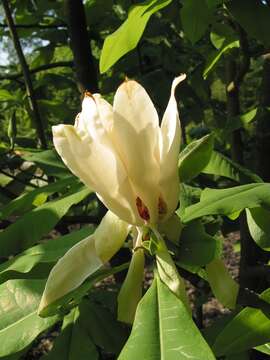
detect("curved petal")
(94, 210), (131, 262)
(159, 74), (186, 218)
(52, 124), (139, 224)
(38, 233), (102, 314)
(112, 80), (160, 224)
(38, 211), (130, 314)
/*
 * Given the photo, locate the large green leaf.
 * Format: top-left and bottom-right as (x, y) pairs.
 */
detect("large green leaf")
(180, 183), (270, 223)
(178, 134), (213, 182)
(22, 149), (71, 178)
(178, 220), (221, 266)
(0, 177), (77, 220)
(227, 0), (270, 47)
(99, 0), (172, 73)
(246, 207), (270, 251)
(0, 226), (94, 283)
(0, 279), (59, 357)
(118, 277), (215, 359)
(181, 0), (213, 45)
(202, 151), (262, 184)
(41, 307), (98, 360)
(0, 186), (91, 256)
(212, 289), (270, 356)
(206, 259), (239, 309)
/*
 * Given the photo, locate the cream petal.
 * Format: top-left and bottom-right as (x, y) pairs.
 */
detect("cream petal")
(94, 210), (131, 262)
(38, 211), (130, 314)
(52, 124), (139, 224)
(159, 74), (186, 217)
(38, 233), (102, 314)
(112, 80), (161, 224)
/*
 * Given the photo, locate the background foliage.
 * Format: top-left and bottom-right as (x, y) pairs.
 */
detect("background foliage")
(1, 0), (270, 359)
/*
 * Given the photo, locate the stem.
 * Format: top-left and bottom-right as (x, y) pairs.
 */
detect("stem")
(2, 0), (47, 149)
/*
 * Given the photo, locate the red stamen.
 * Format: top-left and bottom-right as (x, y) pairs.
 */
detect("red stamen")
(136, 197), (150, 221)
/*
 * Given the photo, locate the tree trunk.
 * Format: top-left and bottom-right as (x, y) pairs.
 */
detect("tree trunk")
(64, 0), (98, 94)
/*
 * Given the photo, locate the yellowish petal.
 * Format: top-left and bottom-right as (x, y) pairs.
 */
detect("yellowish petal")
(38, 233), (102, 314)
(95, 210), (130, 263)
(112, 80), (160, 224)
(38, 211), (129, 314)
(52, 124), (139, 224)
(159, 74), (186, 218)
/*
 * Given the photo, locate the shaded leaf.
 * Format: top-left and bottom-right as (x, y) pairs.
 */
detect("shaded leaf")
(0, 186), (91, 256)
(178, 133), (214, 182)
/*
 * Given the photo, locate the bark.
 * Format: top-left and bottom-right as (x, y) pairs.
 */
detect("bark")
(64, 0), (98, 94)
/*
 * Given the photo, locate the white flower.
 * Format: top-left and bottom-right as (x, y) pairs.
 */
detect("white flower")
(52, 74), (186, 226)
(38, 75), (186, 315)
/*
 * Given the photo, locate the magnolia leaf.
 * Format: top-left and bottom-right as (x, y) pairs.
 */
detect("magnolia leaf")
(206, 259), (239, 309)
(181, 0), (213, 45)
(0, 185), (91, 256)
(118, 277), (215, 359)
(155, 235), (190, 311)
(212, 289), (270, 356)
(180, 183), (270, 223)
(178, 133), (214, 182)
(0, 279), (59, 357)
(202, 151), (262, 184)
(41, 307), (98, 360)
(100, 0), (172, 73)
(0, 226), (94, 284)
(246, 207), (270, 251)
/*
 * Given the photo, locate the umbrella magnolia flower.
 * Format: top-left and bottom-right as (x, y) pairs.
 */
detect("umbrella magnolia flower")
(38, 74), (187, 316)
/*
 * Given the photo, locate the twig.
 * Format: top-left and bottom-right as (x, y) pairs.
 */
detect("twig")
(0, 22), (67, 29)
(2, 0), (47, 149)
(0, 61), (74, 81)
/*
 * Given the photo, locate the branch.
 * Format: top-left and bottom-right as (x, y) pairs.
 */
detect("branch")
(65, 0), (98, 93)
(2, 0), (47, 149)
(0, 22), (67, 29)
(0, 61), (74, 80)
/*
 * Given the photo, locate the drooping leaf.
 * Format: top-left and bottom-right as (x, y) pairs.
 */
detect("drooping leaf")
(0, 279), (59, 357)
(100, 0), (172, 73)
(118, 277), (215, 359)
(0, 186), (91, 256)
(178, 133), (214, 182)
(246, 207), (270, 251)
(202, 151), (262, 184)
(206, 259), (239, 309)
